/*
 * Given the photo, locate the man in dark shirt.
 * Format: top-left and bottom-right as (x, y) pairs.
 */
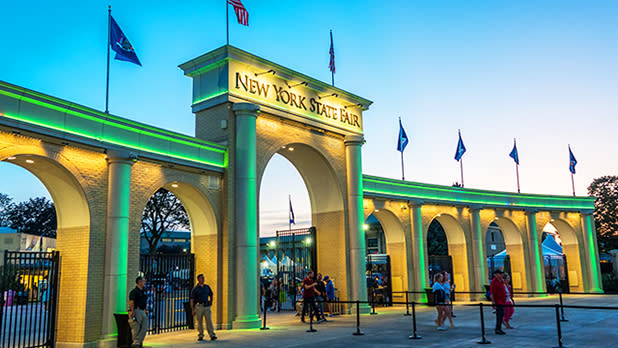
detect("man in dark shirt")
(190, 274), (217, 341)
(128, 276), (149, 348)
(301, 270), (320, 323)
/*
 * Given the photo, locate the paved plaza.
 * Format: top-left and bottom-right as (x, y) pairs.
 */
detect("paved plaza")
(144, 295), (618, 348)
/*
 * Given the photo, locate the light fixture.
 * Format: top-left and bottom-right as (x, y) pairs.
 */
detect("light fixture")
(25, 159), (34, 164)
(494, 217), (499, 220)
(171, 183), (179, 188)
(318, 93), (337, 100)
(287, 81), (307, 89)
(401, 203), (408, 210)
(343, 102), (363, 109)
(288, 147), (294, 151)
(268, 241), (276, 248)
(6, 156), (16, 160)
(305, 237), (311, 245)
(182, 248), (187, 253)
(363, 224), (369, 231)
(374, 209), (379, 212)
(281, 145), (286, 149)
(550, 219), (555, 222)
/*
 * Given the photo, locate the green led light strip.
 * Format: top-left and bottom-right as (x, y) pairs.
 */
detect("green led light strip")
(0, 86), (226, 153)
(363, 177), (594, 210)
(1, 112), (225, 168)
(192, 90), (230, 107)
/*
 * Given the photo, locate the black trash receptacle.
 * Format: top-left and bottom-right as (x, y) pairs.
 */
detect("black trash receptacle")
(114, 313), (133, 348)
(424, 288), (435, 306)
(184, 302), (195, 329)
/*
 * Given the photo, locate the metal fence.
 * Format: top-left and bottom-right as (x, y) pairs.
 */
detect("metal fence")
(0, 251), (60, 348)
(275, 227), (316, 311)
(139, 253), (195, 335)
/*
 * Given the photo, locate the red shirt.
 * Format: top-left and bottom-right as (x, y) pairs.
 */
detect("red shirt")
(490, 277), (507, 305)
(302, 277), (315, 298)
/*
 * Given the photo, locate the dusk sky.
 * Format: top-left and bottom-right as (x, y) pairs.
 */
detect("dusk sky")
(1, 1), (617, 235)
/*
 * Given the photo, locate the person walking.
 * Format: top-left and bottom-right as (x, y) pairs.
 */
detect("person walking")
(324, 275), (335, 317)
(269, 278), (280, 312)
(490, 270), (507, 335)
(503, 273), (515, 329)
(441, 271), (455, 328)
(300, 270), (320, 323)
(190, 274), (217, 341)
(432, 273), (447, 331)
(315, 273), (327, 322)
(128, 276), (149, 348)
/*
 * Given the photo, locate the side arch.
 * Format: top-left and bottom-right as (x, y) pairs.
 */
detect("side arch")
(372, 209), (408, 294)
(491, 217), (528, 291)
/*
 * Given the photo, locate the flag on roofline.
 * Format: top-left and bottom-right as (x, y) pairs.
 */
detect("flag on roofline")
(329, 30), (335, 73)
(454, 130), (466, 161)
(509, 139), (519, 165)
(228, 0), (249, 26)
(569, 145), (577, 174)
(397, 118), (408, 152)
(109, 16), (141, 66)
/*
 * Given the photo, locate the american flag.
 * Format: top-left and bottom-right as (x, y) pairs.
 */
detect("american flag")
(329, 30), (335, 73)
(228, 0), (249, 26)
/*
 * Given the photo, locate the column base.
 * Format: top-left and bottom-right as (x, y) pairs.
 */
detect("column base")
(232, 315), (261, 329)
(56, 341), (98, 348)
(96, 335), (117, 348)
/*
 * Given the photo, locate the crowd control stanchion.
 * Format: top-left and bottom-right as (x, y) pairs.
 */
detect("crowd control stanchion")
(408, 301), (421, 340)
(404, 292), (411, 316)
(477, 303), (491, 345)
(307, 302), (317, 333)
(559, 292), (568, 322)
(260, 307), (269, 330)
(353, 300), (364, 336)
(371, 290), (377, 315)
(553, 304), (567, 348)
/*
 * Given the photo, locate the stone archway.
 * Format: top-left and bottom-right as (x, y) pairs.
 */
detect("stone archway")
(426, 214), (471, 292)
(546, 219), (585, 292)
(490, 218), (528, 292)
(371, 209), (408, 295)
(1, 151), (95, 344)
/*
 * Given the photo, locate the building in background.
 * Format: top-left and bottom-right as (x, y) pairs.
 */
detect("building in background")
(0, 226), (56, 259)
(140, 230), (191, 254)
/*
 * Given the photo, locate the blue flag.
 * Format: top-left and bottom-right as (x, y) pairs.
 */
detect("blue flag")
(110, 16), (141, 66)
(289, 196), (295, 225)
(454, 130), (466, 161)
(397, 118), (409, 152)
(509, 139), (519, 165)
(569, 146), (577, 174)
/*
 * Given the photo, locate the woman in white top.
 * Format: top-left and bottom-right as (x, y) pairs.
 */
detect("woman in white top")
(432, 273), (447, 330)
(441, 271), (455, 328)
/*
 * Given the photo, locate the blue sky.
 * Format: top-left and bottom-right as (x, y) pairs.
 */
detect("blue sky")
(1, 1), (617, 235)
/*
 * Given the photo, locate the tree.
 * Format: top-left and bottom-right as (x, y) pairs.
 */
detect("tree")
(6, 197), (56, 237)
(588, 176), (618, 254)
(141, 188), (190, 254)
(0, 193), (12, 226)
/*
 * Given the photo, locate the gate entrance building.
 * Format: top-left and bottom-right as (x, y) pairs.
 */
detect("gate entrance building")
(0, 45), (602, 347)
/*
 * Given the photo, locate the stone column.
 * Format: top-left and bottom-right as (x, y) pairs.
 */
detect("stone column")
(409, 201), (428, 300)
(231, 103), (261, 329)
(100, 150), (134, 345)
(525, 210), (545, 293)
(581, 212), (603, 292)
(469, 206), (488, 297)
(344, 135), (368, 306)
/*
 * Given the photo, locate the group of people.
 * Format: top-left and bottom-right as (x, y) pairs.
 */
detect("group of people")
(489, 269), (515, 335)
(431, 271), (456, 330)
(127, 274), (217, 348)
(299, 270), (336, 323)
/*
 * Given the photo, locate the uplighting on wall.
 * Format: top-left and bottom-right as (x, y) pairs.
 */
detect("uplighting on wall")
(254, 69), (275, 77)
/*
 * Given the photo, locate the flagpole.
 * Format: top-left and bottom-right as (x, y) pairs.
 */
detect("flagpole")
(288, 194), (292, 232)
(226, 0), (229, 46)
(571, 173), (576, 196)
(400, 150), (405, 181)
(459, 159), (464, 187)
(515, 163), (521, 193)
(105, 5), (111, 114)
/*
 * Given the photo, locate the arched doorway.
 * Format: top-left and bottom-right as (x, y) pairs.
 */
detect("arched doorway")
(541, 221), (574, 293)
(1, 152), (91, 345)
(426, 215), (470, 292)
(485, 219), (527, 292)
(486, 222), (510, 278)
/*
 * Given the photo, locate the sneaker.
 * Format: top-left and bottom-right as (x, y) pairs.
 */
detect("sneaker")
(328, 314), (334, 317)
(197, 337), (204, 341)
(437, 326), (448, 331)
(495, 330), (506, 335)
(210, 336), (217, 341)
(451, 314), (457, 318)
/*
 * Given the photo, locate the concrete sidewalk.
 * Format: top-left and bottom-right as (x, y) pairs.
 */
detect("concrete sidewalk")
(144, 295), (618, 347)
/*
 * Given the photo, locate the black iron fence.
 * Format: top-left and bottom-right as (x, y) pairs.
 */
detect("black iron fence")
(139, 253), (195, 335)
(0, 251), (60, 348)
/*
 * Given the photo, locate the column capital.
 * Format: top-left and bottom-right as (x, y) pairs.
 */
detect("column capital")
(105, 149), (137, 165)
(344, 134), (365, 146)
(525, 208), (539, 216)
(408, 199), (424, 208)
(580, 209), (595, 216)
(232, 102), (260, 117)
(468, 204), (483, 212)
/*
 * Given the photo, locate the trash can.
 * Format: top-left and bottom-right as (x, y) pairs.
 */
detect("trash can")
(183, 302), (194, 329)
(114, 313), (133, 348)
(424, 288), (435, 306)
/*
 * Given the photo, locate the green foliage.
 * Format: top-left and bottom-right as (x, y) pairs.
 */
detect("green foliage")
(141, 188), (190, 254)
(427, 219), (448, 255)
(6, 197), (56, 237)
(587, 176), (618, 254)
(0, 193), (12, 227)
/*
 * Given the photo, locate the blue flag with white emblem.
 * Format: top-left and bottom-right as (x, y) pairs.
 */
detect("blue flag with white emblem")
(454, 130), (466, 161)
(509, 139), (519, 165)
(110, 16), (141, 66)
(569, 146), (577, 174)
(289, 196), (295, 225)
(397, 118), (409, 152)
